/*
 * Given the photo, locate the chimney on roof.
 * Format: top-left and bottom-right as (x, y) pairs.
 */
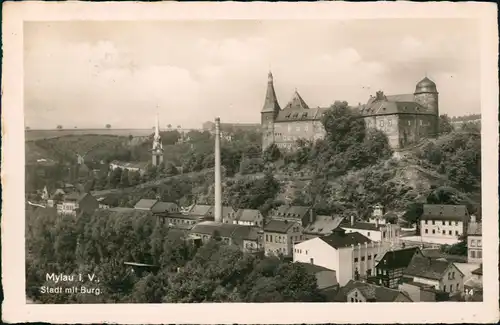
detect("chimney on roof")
(214, 117), (222, 223)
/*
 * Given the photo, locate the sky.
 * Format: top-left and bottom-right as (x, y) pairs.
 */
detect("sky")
(24, 19), (481, 129)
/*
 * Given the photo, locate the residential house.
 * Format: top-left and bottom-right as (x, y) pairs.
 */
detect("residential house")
(270, 205), (315, 227)
(159, 213), (202, 230)
(403, 255), (465, 296)
(296, 262), (339, 291)
(467, 215), (482, 263)
(341, 215), (401, 244)
(264, 219), (303, 257)
(56, 192), (99, 216)
(96, 195), (118, 209)
(372, 246), (423, 288)
(293, 227), (387, 286)
(367, 204), (385, 224)
(189, 221), (262, 253)
(303, 215), (344, 239)
(335, 280), (412, 302)
(226, 209), (264, 227)
(420, 204), (468, 241)
(46, 188), (66, 207)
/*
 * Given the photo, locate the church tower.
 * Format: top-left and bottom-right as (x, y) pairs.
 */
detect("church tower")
(151, 113), (164, 166)
(261, 71), (281, 151)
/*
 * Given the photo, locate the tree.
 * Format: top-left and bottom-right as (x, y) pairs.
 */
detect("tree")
(105, 124), (111, 129)
(167, 124), (172, 130)
(57, 125), (63, 130)
(262, 144), (281, 163)
(439, 114), (454, 134)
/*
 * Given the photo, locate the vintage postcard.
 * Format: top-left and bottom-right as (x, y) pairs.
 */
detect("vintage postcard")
(2, 1), (499, 324)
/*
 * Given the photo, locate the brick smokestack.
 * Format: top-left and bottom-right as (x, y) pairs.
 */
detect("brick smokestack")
(214, 117), (222, 223)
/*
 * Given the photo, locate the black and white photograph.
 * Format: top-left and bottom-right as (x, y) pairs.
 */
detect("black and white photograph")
(2, 1), (498, 324)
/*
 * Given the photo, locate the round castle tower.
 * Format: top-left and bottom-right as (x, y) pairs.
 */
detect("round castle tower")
(414, 76), (439, 134)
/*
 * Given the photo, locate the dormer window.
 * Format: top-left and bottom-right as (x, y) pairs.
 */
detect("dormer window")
(302, 112), (308, 118)
(285, 113), (291, 118)
(293, 113), (299, 118)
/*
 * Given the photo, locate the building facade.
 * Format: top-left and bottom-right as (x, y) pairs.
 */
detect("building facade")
(263, 219), (303, 257)
(467, 215), (482, 263)
(420, 204), (469, 240)
(260, 72), (439, 151)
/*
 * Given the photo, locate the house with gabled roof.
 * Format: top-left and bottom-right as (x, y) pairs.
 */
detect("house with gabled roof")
(371, 245), (423, 288)
(264, 219), (303, 257)
(340, 215), (401, 244)
(270, 204), (314, 226)
(403, 255), (464, 296)
(419, 204), (469, 243)
(227, 209), (264, 227)
(293, 227), (387, 286)
(134, 199), (159, 211)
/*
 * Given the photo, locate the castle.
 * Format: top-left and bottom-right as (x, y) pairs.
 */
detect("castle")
(260, 72), (439, 151)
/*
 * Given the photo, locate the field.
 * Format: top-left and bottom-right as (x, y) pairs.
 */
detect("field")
(25, 129), (156, 141)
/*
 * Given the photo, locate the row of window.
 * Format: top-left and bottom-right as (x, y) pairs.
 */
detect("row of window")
(447, 271), (456, 280)
(354, 254), (376, 263)
(470, 239), (482, 247)
(168, 218), (196, 225)
(424, 220), (460, 226)
(266, 234), (304, 243)
(350, 298), (363, 302)
(424, 229), (459, 236)
(293, 248), (309, 254)
(469, 250), (482, 259)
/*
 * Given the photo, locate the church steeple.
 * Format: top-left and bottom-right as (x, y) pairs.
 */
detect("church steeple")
(261, 71), (281, 113)
(152, 112), (163, 166)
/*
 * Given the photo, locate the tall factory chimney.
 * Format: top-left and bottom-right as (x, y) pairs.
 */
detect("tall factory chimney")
(214, 117), (222, 223)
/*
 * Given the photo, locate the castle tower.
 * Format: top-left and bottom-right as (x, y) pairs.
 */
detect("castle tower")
(261, 71), (281, 151)
(151, 113), (164, 166)
(414, 76), (439, 133)
(214, 117), (222, 223)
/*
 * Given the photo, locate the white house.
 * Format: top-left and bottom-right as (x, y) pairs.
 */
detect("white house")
(467, 215), (482, 264)
(341, 215), (401, 244)
(419, 204), (468, 241)
(293, 227), (388, 286)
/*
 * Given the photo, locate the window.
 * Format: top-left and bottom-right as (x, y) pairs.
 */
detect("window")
(310, 258), (314, 264)
(443, 285), (447, 292)
(420, 120), (423, 126)
(432, 229), (436, 234)
(388, 120), (392, 126)
(477, 251), (482, 258)
(449, 230), (452, 235)
(442, 230), (446, 235)
(455, 231), (459, 236)
(456, 283), (459, 290)
(367, 269), (372, 276)
(470, 251), (476, 258)
(368, 255), (372, 260)
(354, 257), (359, 263)
(478, 240), (482, 247)
(425, 229), (428, 234)
(432, 220), (435, 225)
(425, 220), (428, 224)
(408, 120), (411, 126)
(361, 256), (365, 262)
(380, 120), (384, 127)
(455, 221), (459, 226)
(449, 221), (452, 226)
(471, 239), (476, 247)
(374, 254), (377, 259)
(367, 232), (371, 237)
(351, 298), (354, 302)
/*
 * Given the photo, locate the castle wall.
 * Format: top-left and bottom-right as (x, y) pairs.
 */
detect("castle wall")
(273, 120), (325, 150)
(364, 115), (400, 149)
(397, 114), (437, 148)
(261, 112), (276, 149)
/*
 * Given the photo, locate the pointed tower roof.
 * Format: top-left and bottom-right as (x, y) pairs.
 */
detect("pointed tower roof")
(261, 71), (281, 113)
(284, 89), (309, 110)
(154, 112), (160, 138)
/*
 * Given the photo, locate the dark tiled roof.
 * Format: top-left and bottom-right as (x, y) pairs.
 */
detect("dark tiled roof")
(296, 262), (335, 274)
(415, 77), (438, 94)
(319, 227), (371, 249)
(283, 90), (309, 110)
(234, 209), (262, 222)
(274, 106), (329, 122)
(134, 199), (158, 210)
(261, 72), (281, 113)
(467, 222), (482, 235)
(376, 247), (421, 270)
(472, 265), (483, 276)
(188, 204), (213, 216)
(340, 221), (381, 231)
(336, 280), (409, 302)
(190, 221), (258, 243)
(151, 201), (179, 213)
(404, 255), (455, 280)
(304, 216), (344, 235)
(420, 249), (468, 263)
(421, 204), (468, 221)
(273, 205), (311, 219)
(264, 219), (296, 233)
